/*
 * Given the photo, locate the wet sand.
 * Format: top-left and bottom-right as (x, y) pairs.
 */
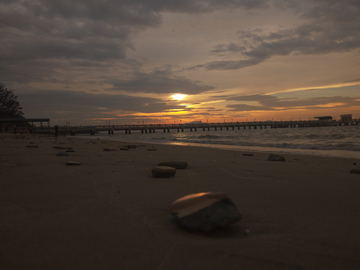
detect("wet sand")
(1, 133), (359, 269)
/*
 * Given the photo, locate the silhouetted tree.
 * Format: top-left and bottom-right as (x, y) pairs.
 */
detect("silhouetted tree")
(0, 82), (24, 118)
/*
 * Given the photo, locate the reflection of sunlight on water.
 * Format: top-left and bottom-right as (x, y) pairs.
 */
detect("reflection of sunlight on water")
(169, 142), (189, 146)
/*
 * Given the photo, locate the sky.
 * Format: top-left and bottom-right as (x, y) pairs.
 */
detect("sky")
(1, 0), (359, 126)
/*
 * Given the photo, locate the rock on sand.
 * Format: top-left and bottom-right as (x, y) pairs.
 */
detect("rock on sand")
(158, 161), (188, 169)
(267, 154), (286, 162)
(66, 161), (81, 166)
(170, 192), (242, 232)
(152, 166), (176, 178)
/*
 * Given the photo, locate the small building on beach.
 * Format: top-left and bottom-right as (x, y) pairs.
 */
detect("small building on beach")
(340, 114), (352, 123)
(314, 116), (333, 121)
(0, 118), (50, 129)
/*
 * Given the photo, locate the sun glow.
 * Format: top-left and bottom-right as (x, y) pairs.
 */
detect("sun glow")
(172, 94), (186, 101)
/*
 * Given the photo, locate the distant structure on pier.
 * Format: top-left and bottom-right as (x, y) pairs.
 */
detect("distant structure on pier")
(314, 116), (333, 121)
(340, 114), (352, 123)
(0, 118), (50, 128)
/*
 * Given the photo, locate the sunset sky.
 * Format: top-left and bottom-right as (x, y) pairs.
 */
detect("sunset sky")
(1, 0), (359, 125)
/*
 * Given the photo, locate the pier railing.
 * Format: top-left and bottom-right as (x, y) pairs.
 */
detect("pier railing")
(30, 118), (359, 135)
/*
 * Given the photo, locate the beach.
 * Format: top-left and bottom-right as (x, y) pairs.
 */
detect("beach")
(1, 133), (359, 270)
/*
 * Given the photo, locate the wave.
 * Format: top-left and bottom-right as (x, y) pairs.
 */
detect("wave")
(91, 125), (360, 158)
(151, 137), (167, 141)
(169, 137), (360, 151)
(197, 135), (222, 139)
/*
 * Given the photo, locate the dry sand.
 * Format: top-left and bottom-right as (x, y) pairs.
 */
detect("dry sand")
(1, 133), (359, 270)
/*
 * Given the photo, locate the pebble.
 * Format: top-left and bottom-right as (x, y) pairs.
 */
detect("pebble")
(170, 192), (242, 232)
(267, 154), (286, 162)
(350, 169), (360, 174)
(152, 166), (176, 178)
(103, 148), (116, 151)
(53, 146), (73, 150)
(66, 161), (81, 166)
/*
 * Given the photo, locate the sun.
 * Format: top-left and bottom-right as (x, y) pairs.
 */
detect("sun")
(172, 94), (186, 101)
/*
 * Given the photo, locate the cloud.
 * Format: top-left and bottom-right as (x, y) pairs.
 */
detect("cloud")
(108, 67), (215, 94)
(197, 1), (360, 70)
(2, 0), (359, 125)
(18, 90), (184, 117)
(343, 78), (360, 83)
(0, 0), (268, 60)
(138, 0), (269, 13)
(210, 43), (246, 55)
(226, 94), (360, 111)
(3, 0), (358, 77)
(1, 0), (268, 85)
(193, 58), (263, 70)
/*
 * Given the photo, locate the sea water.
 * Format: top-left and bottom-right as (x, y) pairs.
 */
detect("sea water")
(78, 125), (360, 159)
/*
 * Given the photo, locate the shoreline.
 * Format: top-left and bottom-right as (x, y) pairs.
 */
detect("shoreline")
(75, 133), (360, 160)
(1, 133), (359, 269)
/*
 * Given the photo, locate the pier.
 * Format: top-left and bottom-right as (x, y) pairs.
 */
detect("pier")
(32, 118), (359, 136)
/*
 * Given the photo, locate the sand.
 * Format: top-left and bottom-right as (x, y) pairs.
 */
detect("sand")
(1, 133), (359, 270)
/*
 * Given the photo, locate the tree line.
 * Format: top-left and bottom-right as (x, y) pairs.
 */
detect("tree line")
(0, 82), (24, 118)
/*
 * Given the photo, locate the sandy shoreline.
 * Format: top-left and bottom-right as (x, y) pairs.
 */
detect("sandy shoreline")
(1, 133), (359, 269)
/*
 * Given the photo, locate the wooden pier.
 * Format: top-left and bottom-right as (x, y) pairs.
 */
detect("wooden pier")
(37, 118), (359, 136)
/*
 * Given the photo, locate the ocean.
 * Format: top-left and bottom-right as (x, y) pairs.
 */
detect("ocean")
(78, 125), (360, 159)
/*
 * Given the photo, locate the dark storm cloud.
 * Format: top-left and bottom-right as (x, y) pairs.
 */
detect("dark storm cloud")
(1, 1), (162, 30)
(199, 0), (360, 70)
(1, 36), (127, 62)
(152, 0), (269, 12)
(0, 0), (268, 87)
(0, 2), (266, 62)
(108, 67), (215, 94)
(226, 94), (360, 111)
